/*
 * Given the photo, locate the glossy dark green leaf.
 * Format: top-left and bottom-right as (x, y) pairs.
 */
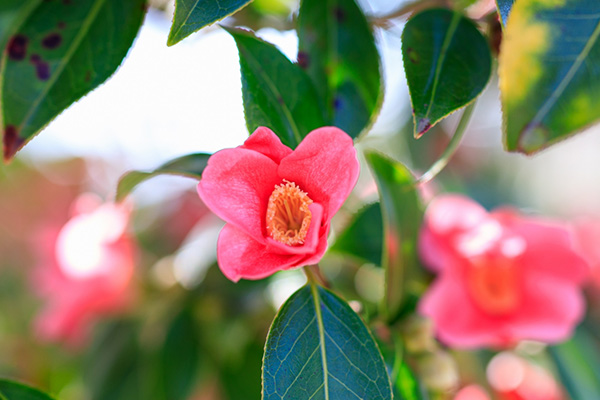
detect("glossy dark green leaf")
(495, 0), (514, 27)
(500, 1), (600, 154)
(1, 0), (145, 162)
(548, 327), (600, 400)
(365, 152), (423, 322)
(116, 153), (210, 201)
(297, 0), (381, 138)
(168, 0), (253, 46)
(226, 26), (325, 149)
(159, 308), (200, 400)
(330, 202), (383, 266)
(402, 9), (491, 137)
(262, 283), (392, 400)
(0, 380), (55, 400)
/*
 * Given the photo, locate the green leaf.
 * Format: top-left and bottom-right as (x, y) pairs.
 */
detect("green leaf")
(548, 327), (600, 400)
(402, 8), (491, 137)
(330, 202), (383, 266)
(168, 0), (253, 46)
(116, 153), (210, 201)
(226, 26), (325, 149)
(159, 308), (200, 400)
(495, 0), (514, 27)
(500, 1), (600, 154)
(262, 283), (392, 400)
(365, 152), (423, 322)
(297, 0), (381, 139)
(1, 0), (145, 162)
(0, 0), (40, 52)
(0, 380), (55, 400)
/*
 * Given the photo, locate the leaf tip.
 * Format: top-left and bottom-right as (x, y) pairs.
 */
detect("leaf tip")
(3, 125), (25, 164)
(415, 118), (431, 138)
(516, 122), (549, 154)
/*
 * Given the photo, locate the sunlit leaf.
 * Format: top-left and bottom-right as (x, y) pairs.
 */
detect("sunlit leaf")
(262, 283), (392, 400)
(158, 308), (200, 400)
(495, 0), (514, 27)
(330, 202), (383, 266)
(297, 0), (381, 139)
(1, 0), (145, 162)
(548, 327), (600, 400)
(500, 1), (600, 154)
(0, 380), (55, 400)
(402, 8), (491, 137)
(365, 152), (423, 322)
(116, 153), (210, 201)
(226, 26), (325, 149)
(167, 0), (253, 46)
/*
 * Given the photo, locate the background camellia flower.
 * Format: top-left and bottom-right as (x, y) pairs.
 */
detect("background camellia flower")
(197, 126), (359, 281)
(418, 195), (589, 348)
(572, 218), (600, 288)
(32, 194), (136, 347)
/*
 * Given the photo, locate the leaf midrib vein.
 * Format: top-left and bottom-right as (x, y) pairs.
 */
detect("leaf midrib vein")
(529, 15), (600, 128)
(310, 283), (329, 400)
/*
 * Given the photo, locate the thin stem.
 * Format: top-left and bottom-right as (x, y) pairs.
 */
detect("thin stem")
(303, 264), (329, 288)
(416, 100), (477, 185)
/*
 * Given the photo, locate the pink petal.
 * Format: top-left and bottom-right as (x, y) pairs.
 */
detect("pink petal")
(278, 127), (359, 220)
(217, 224), (305, 282)
(419, 272), (507, 348)
(419, 195), (488, 272)
(197, 148), (281, 243)
(508, 216), (590, 284)
(241, 127), (293, 163)
(266, 203), (324, 255)
(510, 272), (584, 343)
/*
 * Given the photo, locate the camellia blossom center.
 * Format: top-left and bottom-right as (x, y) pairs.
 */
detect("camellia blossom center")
(466, 256), (521, 315)
(266, 180), (313, 246)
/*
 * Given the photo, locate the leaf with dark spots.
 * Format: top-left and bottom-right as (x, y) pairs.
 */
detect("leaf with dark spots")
(297, 0), (382, 139)
(41, 32), (62, 49)
(7, 34), (28, 60)
(1, 0), (146, 162)
(402, 9), (491, 138)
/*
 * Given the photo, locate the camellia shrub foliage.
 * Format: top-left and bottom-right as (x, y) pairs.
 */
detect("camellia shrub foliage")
(2, 0), (600, 399)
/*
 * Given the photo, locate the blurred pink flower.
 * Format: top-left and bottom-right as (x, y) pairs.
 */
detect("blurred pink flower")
(487, 352), (564, 400)
(33, 194), (136, 347)
(197, 126), (359, 281)
(454, 384), (491, 400)
(418, 195), (589, 348)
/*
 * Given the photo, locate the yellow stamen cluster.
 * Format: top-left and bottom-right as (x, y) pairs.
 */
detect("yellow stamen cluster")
(266, 180), (313, 246)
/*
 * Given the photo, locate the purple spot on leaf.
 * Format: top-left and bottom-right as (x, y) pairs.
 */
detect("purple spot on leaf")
(333, 97), (342, 110)
(333, 7), (345, 22)
(7, 35), (28, 61)
(297, 51), (310, 69)
(42, 33), (62, 49)
(36, 62), (51, 80)
(58, 21), (66, 30)
(30, 54), (41, 64)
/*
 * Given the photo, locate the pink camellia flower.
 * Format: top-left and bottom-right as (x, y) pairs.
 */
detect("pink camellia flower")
(33, 194), (136, 347)
(197, 126), (359, 281)
(418, 195), (589, 348)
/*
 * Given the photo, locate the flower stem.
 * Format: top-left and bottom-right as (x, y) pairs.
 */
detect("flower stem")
(304, 264), (329, 288)
(416, 100), (477, 185)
